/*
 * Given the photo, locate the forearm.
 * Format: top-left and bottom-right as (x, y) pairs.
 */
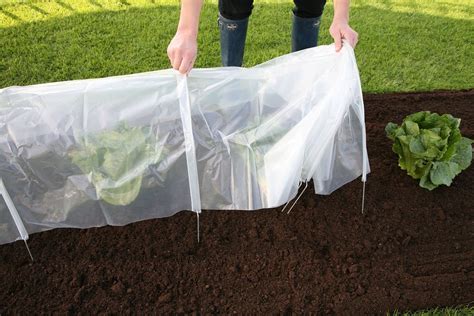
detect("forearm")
(333, 0), (350, 23)
(176, 0), (204, 38)
(330, 0), (358, 50)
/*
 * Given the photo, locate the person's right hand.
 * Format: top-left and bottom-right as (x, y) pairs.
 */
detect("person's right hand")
(167, 31), (197, 74)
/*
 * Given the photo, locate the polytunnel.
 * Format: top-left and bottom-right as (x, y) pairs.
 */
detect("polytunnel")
(0, 42), (369, 247)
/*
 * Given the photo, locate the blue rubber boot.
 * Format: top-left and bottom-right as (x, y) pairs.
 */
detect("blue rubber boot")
(218, 14), (249, 67)
(291, 13), (322, 52)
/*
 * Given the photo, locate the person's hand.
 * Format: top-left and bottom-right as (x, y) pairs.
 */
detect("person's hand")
(329, 19), (358, 52)
(167, 31), (197, 74)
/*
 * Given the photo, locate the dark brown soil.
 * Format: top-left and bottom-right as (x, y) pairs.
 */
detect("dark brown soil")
(1, 90), (473, 315)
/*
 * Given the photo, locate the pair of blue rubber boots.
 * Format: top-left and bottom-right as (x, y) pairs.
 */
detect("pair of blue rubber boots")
(218, 14), (321, 66)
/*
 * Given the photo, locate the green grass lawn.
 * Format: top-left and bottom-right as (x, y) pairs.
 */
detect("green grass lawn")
(391, 304), (474, 316)
(0, 0), (473, 92)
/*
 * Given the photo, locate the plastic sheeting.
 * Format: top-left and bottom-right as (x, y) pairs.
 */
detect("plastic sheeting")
(0, 42), (369, 245)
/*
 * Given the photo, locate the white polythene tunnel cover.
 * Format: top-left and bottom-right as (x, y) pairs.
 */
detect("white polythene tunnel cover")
(0, 42), (369, 245)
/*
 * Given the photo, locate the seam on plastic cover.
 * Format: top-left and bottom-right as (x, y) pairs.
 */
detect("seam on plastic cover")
(0, 177), (29, 241)
(347, 44), (370, 182)
(176, 74), (202, 214)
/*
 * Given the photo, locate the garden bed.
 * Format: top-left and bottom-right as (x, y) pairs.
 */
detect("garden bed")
(0, 90), (473, 314)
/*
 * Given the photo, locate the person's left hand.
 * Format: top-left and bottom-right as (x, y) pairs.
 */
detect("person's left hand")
(329, 19), (358, 52)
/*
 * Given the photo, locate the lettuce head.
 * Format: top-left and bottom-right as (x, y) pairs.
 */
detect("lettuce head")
(385, 111), (473, 190)
(69, 123), (161, 206)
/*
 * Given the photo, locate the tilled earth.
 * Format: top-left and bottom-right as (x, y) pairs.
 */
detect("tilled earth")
(1, 90), (473, 314)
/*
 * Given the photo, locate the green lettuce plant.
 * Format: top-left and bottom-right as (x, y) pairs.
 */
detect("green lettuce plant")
(69, 123), (161, 206)
(385, 111), (473, 190)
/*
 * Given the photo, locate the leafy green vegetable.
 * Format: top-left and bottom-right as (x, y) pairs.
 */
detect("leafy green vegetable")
(386, 111), (473, 190)
(69, 123), (161, 206)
